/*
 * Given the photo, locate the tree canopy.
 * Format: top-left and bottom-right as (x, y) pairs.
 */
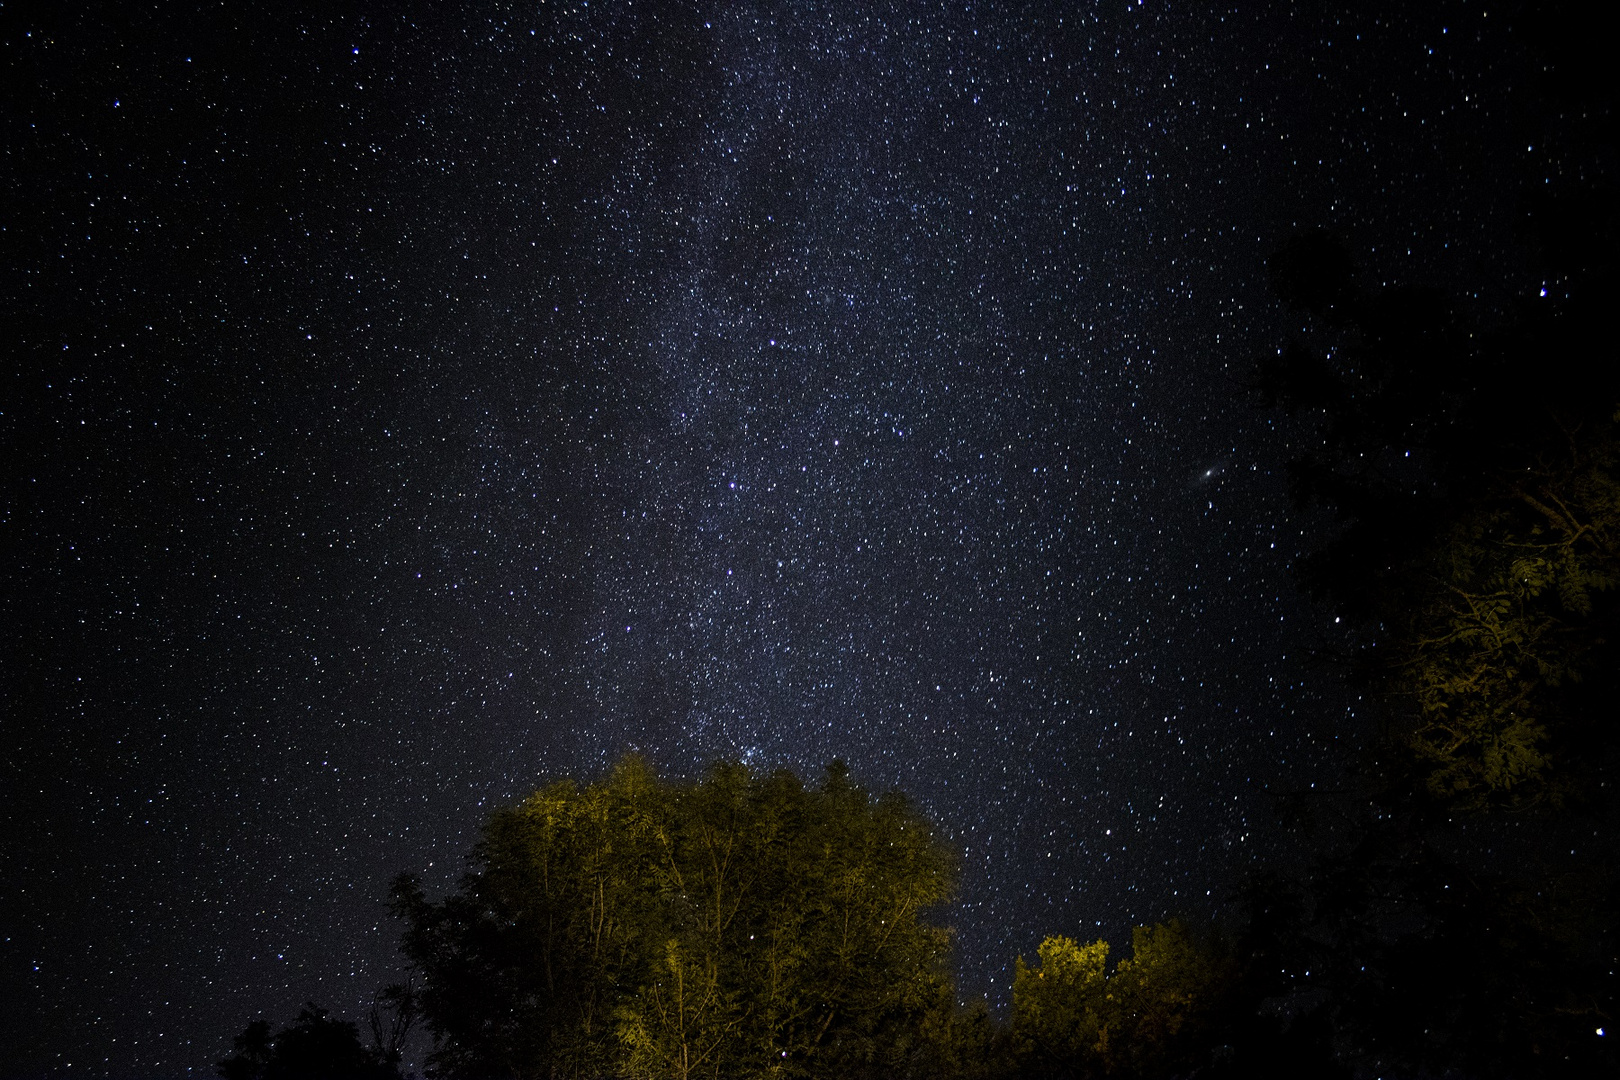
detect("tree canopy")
(1011, 921), (1233, 1080)
(1246, 216), (1620, 1076)
(1393, 423), (1620, 805)
(1260, 228), (1620, 809)
(391, 757), (956, 1080)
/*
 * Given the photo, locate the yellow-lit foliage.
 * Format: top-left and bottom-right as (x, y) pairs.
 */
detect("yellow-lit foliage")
(1396, 417), (1620, 806)
(397, 758), (956, 1080)
(1012, 935), (1111, 1067)
(1012, 920), (1228, 1079)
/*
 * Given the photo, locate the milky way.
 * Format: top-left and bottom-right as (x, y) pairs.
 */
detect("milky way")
(3, 2), (1545, 1073)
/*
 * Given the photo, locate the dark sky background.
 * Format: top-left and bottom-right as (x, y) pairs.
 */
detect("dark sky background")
(1, 1), (1561, 1075)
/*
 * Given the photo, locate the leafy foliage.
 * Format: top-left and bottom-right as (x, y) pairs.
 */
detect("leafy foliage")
(393, 757), (956, 1080)
(1011, 921), (1233, 1079)
(1394, 420), (1620, 805)
(1248, 212), (1620, 1074)
(1260, 226), (1620, 807)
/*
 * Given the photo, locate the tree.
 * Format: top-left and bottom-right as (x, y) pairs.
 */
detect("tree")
(1011, 921), (1232, 1079)
(392, 757), (957, 1079)
(1259, 230), (1620, 808)
(1393, 417), (1620, 806)
(908, 998), (1017, 1080)
(391, 759), (665, 1079)
(1011, 934), (1110, 1077)
(217, 1004), (402, 1080)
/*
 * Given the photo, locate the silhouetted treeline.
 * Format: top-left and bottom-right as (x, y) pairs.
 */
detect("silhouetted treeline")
(218, 998), (412, 1080)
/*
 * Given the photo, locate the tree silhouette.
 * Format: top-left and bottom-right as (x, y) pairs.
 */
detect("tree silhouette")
(217, 1004), (401, 1080)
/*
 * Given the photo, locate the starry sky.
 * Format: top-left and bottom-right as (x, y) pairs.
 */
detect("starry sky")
(2, 1), (1555, 1075)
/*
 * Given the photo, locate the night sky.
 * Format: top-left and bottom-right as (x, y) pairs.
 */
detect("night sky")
(2, 2), (1558, 1075)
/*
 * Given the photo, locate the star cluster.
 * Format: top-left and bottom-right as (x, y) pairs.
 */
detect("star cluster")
(3, 2), (1549, 1074)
